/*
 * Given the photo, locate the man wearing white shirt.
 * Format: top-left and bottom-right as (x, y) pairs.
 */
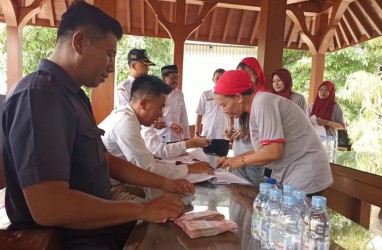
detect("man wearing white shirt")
(157, 65), (190, 142)
(115, 48), (155, 107)
(99, 75), (212, 198)
(195, 68), (230, 139)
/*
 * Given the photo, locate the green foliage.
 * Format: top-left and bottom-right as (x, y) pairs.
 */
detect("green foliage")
(22, 26), (56, 75)
(115, 36), (173, 84)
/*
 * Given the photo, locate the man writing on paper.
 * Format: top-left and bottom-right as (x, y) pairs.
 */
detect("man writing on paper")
(99, 75), (213, 198)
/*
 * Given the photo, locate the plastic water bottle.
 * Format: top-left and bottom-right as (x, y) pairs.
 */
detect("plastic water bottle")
(261, 188), (282, 249)
(274, 195), (303, 250)
(251, 183), (271, 240)
(265, 177), (280, 189)
(283, 184), (295, 196)
(293, 190), (309, 218)
(302, 196), (330, 250)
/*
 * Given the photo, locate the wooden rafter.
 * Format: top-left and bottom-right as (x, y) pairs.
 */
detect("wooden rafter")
(1, 0), (18, 26)
(169, 1), (174, 22)
(249, 12), (260, 44)
(317, 0), (354, 53)
(338, 21), (350, 46)
(208, 8), (217, 41)
(47, 0), (55, 26)
(347, 4), (371, 39)
(155, 13), (159, 36)
(18, 0), (48, 27)
(287, 6), (318, 53)
(342, 11), (358, 43)
(126, 0), (131, 33)
(140, 0), (145, 35)
(222, 8), (233, 42)
(193, 4), (203, 39)
(355, 0), (381, 35)
(237, 10), (247, 43)
(334, 30), (341, 49)
(286, 21), (296, 47)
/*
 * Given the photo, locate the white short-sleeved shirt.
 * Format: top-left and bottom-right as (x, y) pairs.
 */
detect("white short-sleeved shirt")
(157, 89), (190, 142)
(98, 104), (188, 185)
(115, 75), (135, 108)
(308, 103), (345, 137)
(249, 92), (333, 194)
(290, 92), (307, 114)
(140, 126), (187, 159)
(196, 89), (230, 139)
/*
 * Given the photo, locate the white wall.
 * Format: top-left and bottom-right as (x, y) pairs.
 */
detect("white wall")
(182, 42), (257, 125)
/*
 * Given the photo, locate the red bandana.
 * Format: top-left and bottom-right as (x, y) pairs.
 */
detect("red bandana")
(214, 70), (254, 95)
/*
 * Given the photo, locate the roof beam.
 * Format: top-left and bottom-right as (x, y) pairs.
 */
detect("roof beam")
(318, 0), (354, 54)
(140, 0), (145, 35)
(193, 4), (203, 39)
(355, 0), (382, 35)
(1, 0), (18, 26)
(334, 30), (341, 49)
(126, 0), (131, 33)
(236, 10), (248, 43)
(249, 12), (260, 44)
(208, 7), (217, 40)
(338, 21), (350, 46)
(347, 4), (371, 39)
(342, 11), (358, 43)
(286, 21), (296, 47)
(222, 8), (233, 42)
(47, 0), (55, 26)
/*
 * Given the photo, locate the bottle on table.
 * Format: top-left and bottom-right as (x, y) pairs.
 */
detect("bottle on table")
(265, 177), (280, 189)
(283, 184), (295, 197)
(261, 188), (282, 249)
(293, 189), (309, 218)
(251, 183), (271, 240)
(274, 195), (303, 250)
(302, 196), (330, 250)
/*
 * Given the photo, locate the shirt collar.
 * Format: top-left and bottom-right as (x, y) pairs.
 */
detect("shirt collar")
(38, 58), (81, 94)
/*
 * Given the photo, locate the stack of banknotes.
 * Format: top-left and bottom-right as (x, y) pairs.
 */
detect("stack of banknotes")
(174, 210), (238, 238)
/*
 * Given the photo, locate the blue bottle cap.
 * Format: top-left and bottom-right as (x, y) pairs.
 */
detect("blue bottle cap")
(265, 178), (277, 185)
(293, 190), (306, 200)
(311, 196), (327, 207)
(283, 184), (295, 193)
(259, 183), (271, 192)
(283, 195), (297, 206)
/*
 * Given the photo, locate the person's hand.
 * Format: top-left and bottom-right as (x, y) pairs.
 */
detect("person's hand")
(161, 178), (195, 195)
(224, 127), (234, 139)
(187, 137), (211, 148)
(153, 119), (166, 129)
(141, 193), (184, 222)
(231, 128), (247, 140)
(316, 118), (330, 126)
(187, 161), (214, 174)
(170, 123), (184, 137)
(217, 156), (242, 171)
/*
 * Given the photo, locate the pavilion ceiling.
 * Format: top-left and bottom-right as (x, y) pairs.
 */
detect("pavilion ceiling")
(0, 0), (381, 52)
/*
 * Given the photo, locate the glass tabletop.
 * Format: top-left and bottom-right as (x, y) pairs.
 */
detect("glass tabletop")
(125, 183), (381, 250)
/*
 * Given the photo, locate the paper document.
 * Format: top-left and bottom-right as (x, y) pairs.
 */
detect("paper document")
(185, 171), (251, 185)
(165, 148), (209, 163)
(309, 115), (326, 137)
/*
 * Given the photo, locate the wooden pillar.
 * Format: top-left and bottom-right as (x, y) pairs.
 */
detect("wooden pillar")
(92, 0), (117, 124)
(6, 26), (23, 92)
(308, 53), (325, 104)
(257, 0), (287, 89)
(173, 37), (186, 90)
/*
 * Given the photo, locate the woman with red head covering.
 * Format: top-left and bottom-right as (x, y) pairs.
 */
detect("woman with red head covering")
(215, 70), (333, 196)
(272, 68), (307, 113)
(309, 81), (345, 137)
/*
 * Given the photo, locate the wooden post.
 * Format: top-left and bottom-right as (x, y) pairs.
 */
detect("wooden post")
(308, 53), (325, 104)
(92, 0), (117, 124)
(257, 0), (287, 90)
(6, 26), (23, 92)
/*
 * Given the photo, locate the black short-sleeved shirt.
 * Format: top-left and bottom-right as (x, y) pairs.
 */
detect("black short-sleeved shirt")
(1, 59), (116, 245)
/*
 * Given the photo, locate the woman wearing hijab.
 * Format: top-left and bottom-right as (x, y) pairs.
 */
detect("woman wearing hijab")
(225, 57), (269, 185)
(309, 81), (345, 137)
(272, 68), (307, 113)
(216, 70), (333, 197)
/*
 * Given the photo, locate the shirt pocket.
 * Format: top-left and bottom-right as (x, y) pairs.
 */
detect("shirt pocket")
(205, 98), (216, 112)
(74, 120), (106, 173)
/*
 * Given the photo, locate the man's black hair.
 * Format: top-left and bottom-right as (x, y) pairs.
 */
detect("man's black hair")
(213, 68), (225, 76)
(130, 75), (172, 102)
(57, 0), (123, 42)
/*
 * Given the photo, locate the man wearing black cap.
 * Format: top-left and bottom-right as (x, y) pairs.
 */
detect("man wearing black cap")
(156, 64), (190, 143)
(116, 48), (155, 107)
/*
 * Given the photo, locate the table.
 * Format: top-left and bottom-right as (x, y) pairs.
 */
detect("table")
(125, 183), (379, 250)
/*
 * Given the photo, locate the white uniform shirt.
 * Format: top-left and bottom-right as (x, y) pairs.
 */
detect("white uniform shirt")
(157, 89), (190, 142)
(290, 92), (308, 114)
(140, 126), (187, 159)
(98, 105), (188, 183)
(249, 92), (333, 194)
(196, 89), (230, 139)
(308, 103), (345, 137)
(115, 75), (135, 107)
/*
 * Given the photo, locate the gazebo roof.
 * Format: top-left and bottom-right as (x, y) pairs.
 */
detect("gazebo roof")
(1, 0), (381, 52)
